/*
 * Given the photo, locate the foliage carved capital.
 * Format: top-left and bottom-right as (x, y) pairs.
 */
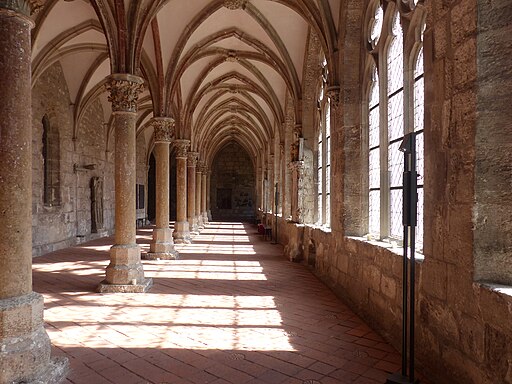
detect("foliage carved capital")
(187, 152), (199, 167)
(173, 139), (190, 158)
(105, 74), (144, 113)
(326, 86), (340, 110)
(0, 0), (44, 16)
(151, 117), (175, 143)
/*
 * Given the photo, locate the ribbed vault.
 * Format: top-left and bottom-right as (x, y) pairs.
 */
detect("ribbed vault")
(31, 0), (339, 170)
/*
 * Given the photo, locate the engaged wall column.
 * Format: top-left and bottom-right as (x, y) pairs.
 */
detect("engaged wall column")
(201, 165), (208, 224)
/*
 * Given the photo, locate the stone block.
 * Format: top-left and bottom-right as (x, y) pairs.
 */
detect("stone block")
(109, 244), (141, 265)
(0, 293), (44, 339)
(380, 274), (397, 300)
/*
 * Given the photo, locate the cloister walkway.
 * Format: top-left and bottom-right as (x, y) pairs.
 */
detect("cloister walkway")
(33, 222), (409, 384)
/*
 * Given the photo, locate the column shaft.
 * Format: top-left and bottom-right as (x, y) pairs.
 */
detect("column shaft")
(99, 74), (151, 292)
(0, 6), (67, 383)
(202, 170), (208, 224)
(187, 152), (198, 233)
(146, 118), (178, 259)
(196, 165), (204, 229)
(173, 140), (191, 243)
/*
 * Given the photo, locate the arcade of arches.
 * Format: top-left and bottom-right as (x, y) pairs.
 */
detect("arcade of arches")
(0, 0), (511, 383)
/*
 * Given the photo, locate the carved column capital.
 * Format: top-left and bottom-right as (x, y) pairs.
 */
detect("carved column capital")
(0, 0), (44, 16)
(187, 152), (199, 167)
(105, 74), (144, 113)
(151, 117), (175, 143)
(326, 85), (340, 110)
(173, 139), (190, 158)
(223, 0), (247, 10)
(197, 161), (206, 173)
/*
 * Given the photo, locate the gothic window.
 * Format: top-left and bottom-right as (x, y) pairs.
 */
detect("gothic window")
(316, 57), (331, 227)
(365, 1), (425, 250)
(42, 115), (61, 206)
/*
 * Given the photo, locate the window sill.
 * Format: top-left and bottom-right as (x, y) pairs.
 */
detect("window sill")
(347, 235), (425, 262)
(480, 283), (512, 298)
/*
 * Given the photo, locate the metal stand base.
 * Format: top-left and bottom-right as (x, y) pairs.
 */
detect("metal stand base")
(386, 372), (420, 384)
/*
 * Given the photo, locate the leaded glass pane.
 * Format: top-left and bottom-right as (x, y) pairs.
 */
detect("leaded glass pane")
(387, 13), (403, 95)
(388, 92), (404, 141)
(416, 187), (424, 251)
(388, 141), (404, 188)
(414, 47), (424, 79)
(369, 190), (380, 236)
(371, 6), (384, 45)
(369, 148), (380, 189)
(416, 132), (424, 185)
(369, 107), (380, 148)
(370, 69), (379, 108)
(390, 189), (403, 240)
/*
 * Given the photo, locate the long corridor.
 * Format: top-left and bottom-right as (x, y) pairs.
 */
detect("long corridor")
(33, 222), (407, 384)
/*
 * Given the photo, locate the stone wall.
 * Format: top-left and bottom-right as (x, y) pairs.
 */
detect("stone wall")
(210, 142), (255, 221)
(32, 62), (115, 256)
(276, 1), (512, 384)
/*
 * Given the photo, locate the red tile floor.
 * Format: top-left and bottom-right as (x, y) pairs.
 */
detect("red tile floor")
(33, 222), (423, 384)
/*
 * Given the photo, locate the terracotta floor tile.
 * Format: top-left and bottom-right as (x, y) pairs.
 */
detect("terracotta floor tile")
(30, 222), (427, 384)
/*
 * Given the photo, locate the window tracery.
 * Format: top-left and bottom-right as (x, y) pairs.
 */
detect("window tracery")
(364, 0), (425, 250)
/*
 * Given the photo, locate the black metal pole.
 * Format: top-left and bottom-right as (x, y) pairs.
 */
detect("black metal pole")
(387, 132), (419, 384)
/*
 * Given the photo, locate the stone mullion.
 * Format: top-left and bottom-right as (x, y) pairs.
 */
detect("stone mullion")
(173, 139), (191, 244)
(187, 152), (199, 234)
(290, 161), (305, 223)
(146, 117), (178, 260)
(99, 73), (152, 293)
(0, 2), (68, 383)
(196, 161), (204, 229)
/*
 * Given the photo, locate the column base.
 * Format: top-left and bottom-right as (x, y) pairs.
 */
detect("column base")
(197, 216), (204, 230)
(0, 293), (69, 384)
(144, 252), (178, 260)
(188, 217), (199, 235)
(202, 212), (209, 224)
(146, 227), (179, 258)
(173, 221), (192, 244)
(97, 277), (153, 293)
(103, 244), (147, 287)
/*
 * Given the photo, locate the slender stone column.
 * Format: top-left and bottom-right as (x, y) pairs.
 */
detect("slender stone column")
(290, 160), (305, 223)
(145, 118), (178, 260)
(98, 74), (152, 292)
(207, 169), (212, 221)
(173, 139), (191, 243)
(0, 3), (68, 383)
(196, 161), (204, 229)
(201, 165), (208, 224)
(187, 152), (199, 234)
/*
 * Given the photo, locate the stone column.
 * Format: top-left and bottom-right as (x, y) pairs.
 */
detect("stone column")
(145, 118), (178, 260)
(207, 169), (212, 221)
(187, 152), (199, 234)
(290, 160), (305, 223)
(196, 161), (204, 229)
(173, 139), (191, 243)
(0, 2), (68, 383)
(201, 165), (208, 224)
(98, 73), (152, 292)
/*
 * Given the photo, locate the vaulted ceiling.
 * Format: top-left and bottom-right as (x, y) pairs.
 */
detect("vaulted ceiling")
(32, 0), (340, 165)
